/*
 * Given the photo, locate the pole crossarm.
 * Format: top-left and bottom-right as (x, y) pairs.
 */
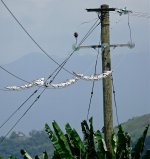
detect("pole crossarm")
(86, 8), (116, 12)
(86, 7), (132, 15)
(76, 42), (135, 50)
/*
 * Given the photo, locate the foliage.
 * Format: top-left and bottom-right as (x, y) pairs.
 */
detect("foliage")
(44, 118), (149, 159)
(0, 118), (149, 159)
(121, 114), (150, 143)
(0, 130), (53, 159)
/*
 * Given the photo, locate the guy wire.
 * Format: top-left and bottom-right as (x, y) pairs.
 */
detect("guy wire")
(128, 13), (133, 43)
(111, 74), (120, 126)
(87, 43), (100, 121)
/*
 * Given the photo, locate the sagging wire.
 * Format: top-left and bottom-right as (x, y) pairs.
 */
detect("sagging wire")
(0, 89), (38, 130)
(131, 11), (150, 19)
(87, 43), (101, 121)
(46, 18), (100, 85)
(111, 74), (120, 126)
(127, 13), (133, 44)
(77, 19), (100, 47)
(79, 18), (99, 27)
(0, 17), (100, 141)
(0, 0), (73, 76)
(0, 66), (29, 83)
(0, 88), (45, 144)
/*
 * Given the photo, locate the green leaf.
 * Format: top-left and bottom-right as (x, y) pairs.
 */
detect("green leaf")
(65, 123), (86, 158)
(20, 149), (33, 159)
(142, 149), (150, 159)
(52, 121), (74, 158)
(43, 152), (48, 159)
(45, 123), (61, 157)
(132, 125), (149, 159)
(94, 130), (107, 159)
(45, 122), (74, 159)
(116, 125), (132, 159)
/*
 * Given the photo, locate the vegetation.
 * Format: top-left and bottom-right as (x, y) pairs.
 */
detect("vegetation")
(0, 114), (150, 159)
(0, 130), (53, 159)
(44, 118), (149, 159)
(121, 114), (150, 143)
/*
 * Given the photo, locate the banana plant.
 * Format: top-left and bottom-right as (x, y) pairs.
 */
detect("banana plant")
(0, 118), (149, 159)
(45, 118), (149, 159)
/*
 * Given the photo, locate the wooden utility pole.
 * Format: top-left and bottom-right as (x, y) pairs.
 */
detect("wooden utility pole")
(86, 4), (134, 153)
(86, 4), (113, 152)
(101, 4), (113, 152)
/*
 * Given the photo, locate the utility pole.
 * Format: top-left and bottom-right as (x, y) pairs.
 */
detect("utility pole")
(101, 4), (113, 152)
(86, 4), (114, 153)
(82, 4), (134, 154)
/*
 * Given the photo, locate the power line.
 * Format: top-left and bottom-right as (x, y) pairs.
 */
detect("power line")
(78, 19), (100, 46)
(0, 2), (100, 137)
(0, 65), (29, 83)
(0, 0), (73, 76)
(87, 44), (101, 120)
(0, 89), (38, 130)
(1, 0), (100, 78)
(111, 74), (119, 126)
(131, 11), (150, 18)
(0, 88), (44, 144)
(127, 13), (133, 43)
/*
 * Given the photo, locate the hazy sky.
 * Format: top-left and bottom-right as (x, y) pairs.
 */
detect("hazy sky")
(0, 0), (149, 64)
(0, 0), (149, 136)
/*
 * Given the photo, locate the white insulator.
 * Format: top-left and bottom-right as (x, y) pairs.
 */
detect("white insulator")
(74, 71), (112, 81)
(46, 78), (78, 89)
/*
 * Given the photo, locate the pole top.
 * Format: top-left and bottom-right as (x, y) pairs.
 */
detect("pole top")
(101, 4), (109, 8)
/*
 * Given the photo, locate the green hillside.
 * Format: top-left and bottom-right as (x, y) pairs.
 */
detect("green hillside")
(121, 113), (150, 143)
(0, 130), (54, 159)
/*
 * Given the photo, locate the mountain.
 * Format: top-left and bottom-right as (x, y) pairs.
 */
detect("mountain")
(121, 113), (150, 144)
(0, 113), (150, 158)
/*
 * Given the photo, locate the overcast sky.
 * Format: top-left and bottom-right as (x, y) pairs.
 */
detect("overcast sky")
(0, 0), (149, 136)
(0, 0), (149, 64)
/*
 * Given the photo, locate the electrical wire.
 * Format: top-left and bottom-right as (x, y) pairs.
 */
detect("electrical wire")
(46, 18), (100, 85)
(0, 88), (45, 144)
(131, 11), (150, 18)
(78, 19), (100, 46)
(0, 89), (38, 130)
(87, 45), (100, 121)
(0, 65), (29, 83)
(0, 0), (73, 76)
(127, 13), (133, 43)
(111, 74), (119, 126)
(1, 0), (100, 78)
(0, 17), (100, 139)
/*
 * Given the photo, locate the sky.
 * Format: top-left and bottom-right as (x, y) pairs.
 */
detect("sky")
(0, 0), (149, 136)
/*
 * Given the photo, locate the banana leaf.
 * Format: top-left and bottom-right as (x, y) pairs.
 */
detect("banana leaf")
(45, 122), (74, 159)
(95, 130), (108, 159)
(81, 118), (97, 159)
(65, 123), (86, 158)
(116, 125), (131, 159)
(142, 149), (150, 159)
(132, 125), (149, 159)
(20, 149), (33, 159)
